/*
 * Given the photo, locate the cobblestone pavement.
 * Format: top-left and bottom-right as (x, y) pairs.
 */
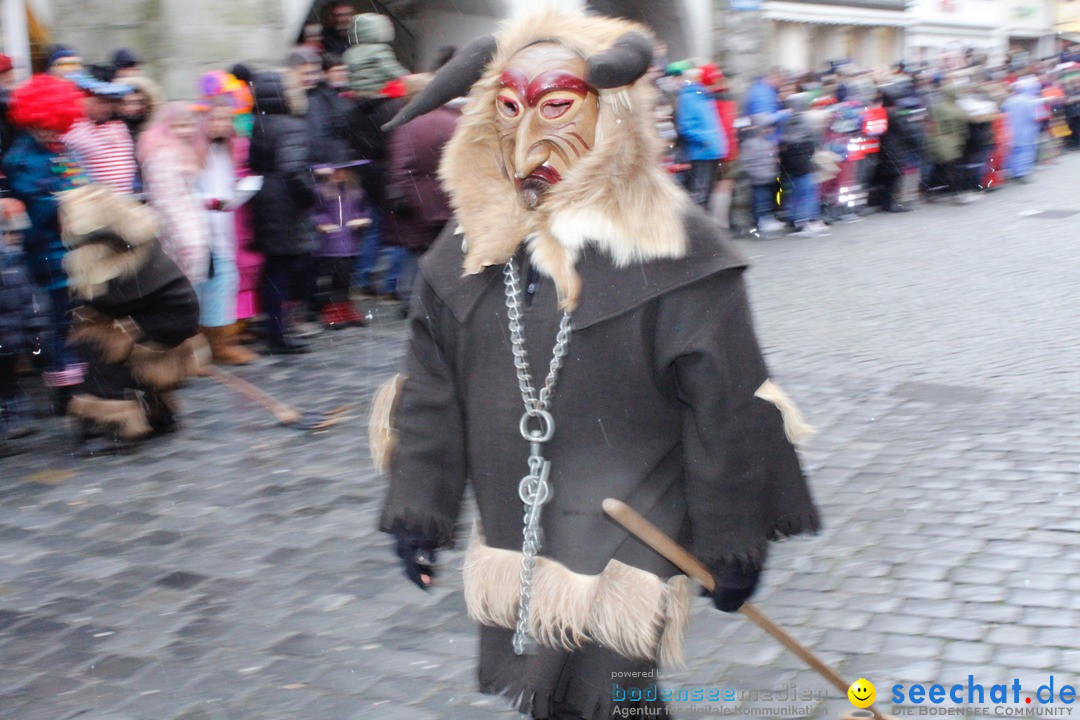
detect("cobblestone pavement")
(2, 155), (1079, 720)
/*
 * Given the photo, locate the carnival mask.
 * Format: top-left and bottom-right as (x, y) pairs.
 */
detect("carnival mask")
(494, 43), (599, 210)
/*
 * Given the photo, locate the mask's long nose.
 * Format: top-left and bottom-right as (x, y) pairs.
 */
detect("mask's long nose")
(513, 113), (551, 179)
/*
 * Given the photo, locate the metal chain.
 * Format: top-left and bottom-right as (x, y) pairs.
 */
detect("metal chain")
(503, 256), (571, 655)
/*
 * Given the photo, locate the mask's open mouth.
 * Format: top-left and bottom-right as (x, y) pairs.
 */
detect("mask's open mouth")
(516, 166), (562, 210)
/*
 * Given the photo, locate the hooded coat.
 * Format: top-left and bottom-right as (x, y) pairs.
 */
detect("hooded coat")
(374, 12), (819, 720)
(59, 186), (205, 439)
(675, 81), (726, 161)
(383, 102), (461, 252)
(1002, 77), (1044, 179)
(248, 71), (318, 257)
(927, 86), (968, 164)
(343, 13), (408, 97)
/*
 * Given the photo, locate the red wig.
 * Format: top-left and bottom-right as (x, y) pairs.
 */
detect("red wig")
(9, 74), (85, 134)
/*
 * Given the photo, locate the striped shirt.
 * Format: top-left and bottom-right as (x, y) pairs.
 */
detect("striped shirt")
(63, 120), (137, 195)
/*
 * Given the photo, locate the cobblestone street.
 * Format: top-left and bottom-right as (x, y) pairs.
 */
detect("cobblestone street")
(2, 155), (1079, 720)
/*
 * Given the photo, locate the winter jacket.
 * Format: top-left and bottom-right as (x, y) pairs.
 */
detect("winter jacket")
(741, 135), (779, 186)
(142, 144), (210, 284)
(879, 98), (924, 174)
(249, 71), (318, 257)
(744, 78), (781, 118)
(0, 90), (14, 162)
(0, 244), (48, 356)
(675, 82), (727, 161)
(343, 13), (408, 97)
(306, 82), (354, 166)
(2, 133), (86, 291)
(714, 92), (739, 162)
(779, 95), (817, 178)
(383, 103), (460, 252)
(313, 180), (368, 258)
(1003, 77), (1045, 149)
(346, 95), (406, 207)
(927, 88), (968, 164)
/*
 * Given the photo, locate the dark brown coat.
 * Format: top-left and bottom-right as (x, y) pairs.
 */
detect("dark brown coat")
(380, 208), (819, 719)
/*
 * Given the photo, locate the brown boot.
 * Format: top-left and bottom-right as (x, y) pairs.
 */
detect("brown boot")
(206, 325), (258, 366)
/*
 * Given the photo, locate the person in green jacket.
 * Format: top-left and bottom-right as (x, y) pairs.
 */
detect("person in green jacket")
(926, 82), (969, 201)
(343, 13), (408, 97)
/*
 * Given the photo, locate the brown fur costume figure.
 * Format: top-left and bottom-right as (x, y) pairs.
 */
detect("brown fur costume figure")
(371, 11), (820, 720)
(60, 185), (207, 452)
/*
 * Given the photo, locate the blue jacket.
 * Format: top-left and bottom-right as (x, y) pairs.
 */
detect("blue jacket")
(745, 79), (781, 118)
(2, 133), (86, 292)
(0, 243), (49, 356)
(676, 83), (727, 161)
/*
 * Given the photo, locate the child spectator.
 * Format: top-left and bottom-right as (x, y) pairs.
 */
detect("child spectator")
(313, 163), (370, 328)
(343, 13), (408, 97)
(742, 115), (784, 236)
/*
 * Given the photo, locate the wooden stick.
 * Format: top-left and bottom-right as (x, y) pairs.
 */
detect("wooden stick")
(601, 498), (889, 720)
(201, 365), (300, 425)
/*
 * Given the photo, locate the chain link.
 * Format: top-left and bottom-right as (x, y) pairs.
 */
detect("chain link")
(503, 256), (572, 655)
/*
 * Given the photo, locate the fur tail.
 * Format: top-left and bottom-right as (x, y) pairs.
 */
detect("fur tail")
(755, 379), (816, 444)
(368, 374), (404, 473)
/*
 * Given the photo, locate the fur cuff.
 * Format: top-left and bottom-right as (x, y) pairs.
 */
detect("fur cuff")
(70, 310), (141, 363)
(67, 394), (151, 439)
(462, 533), (690, 668)
(129, 335), (210, 390)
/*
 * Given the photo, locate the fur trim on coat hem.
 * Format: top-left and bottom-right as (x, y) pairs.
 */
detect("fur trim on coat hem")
(69, 310), (140, 363)
(128, 335), (209, 390)
(67, 394), (152, 439)
(463, 534), (690, 667)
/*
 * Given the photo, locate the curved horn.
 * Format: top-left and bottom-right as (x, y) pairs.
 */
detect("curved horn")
(586, 31), (654, 89)
(382, 34), (498, 131)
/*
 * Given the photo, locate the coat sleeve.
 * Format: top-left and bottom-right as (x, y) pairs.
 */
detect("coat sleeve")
(379, 274), (468, 548)
(654, 267), (820, 571)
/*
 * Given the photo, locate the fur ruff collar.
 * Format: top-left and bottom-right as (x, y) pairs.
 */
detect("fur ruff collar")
(59, 185), (159, 250)
(59, 185), (161, 300)
(438, 11), (689, 309)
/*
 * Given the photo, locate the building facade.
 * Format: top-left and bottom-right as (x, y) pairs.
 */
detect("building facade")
(762, 0), (908, 73)
(0, 0), (1070, 102)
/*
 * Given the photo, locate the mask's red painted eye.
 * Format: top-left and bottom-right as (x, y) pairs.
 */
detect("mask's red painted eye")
(540, 99), (573, 120)
(497, 95), (520, 118)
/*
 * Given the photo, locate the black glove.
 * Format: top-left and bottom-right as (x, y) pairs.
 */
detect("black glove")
(707, 560), (763, 613)
(394, 533), (437, 590)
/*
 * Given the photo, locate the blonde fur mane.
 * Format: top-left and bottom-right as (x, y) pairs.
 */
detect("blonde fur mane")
(439, 11), (688, 308)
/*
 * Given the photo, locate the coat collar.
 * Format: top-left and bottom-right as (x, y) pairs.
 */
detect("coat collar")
(421, 208), (748, 330)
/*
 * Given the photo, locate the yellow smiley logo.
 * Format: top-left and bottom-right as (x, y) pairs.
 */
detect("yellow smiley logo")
(848, 678), (876, 708)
